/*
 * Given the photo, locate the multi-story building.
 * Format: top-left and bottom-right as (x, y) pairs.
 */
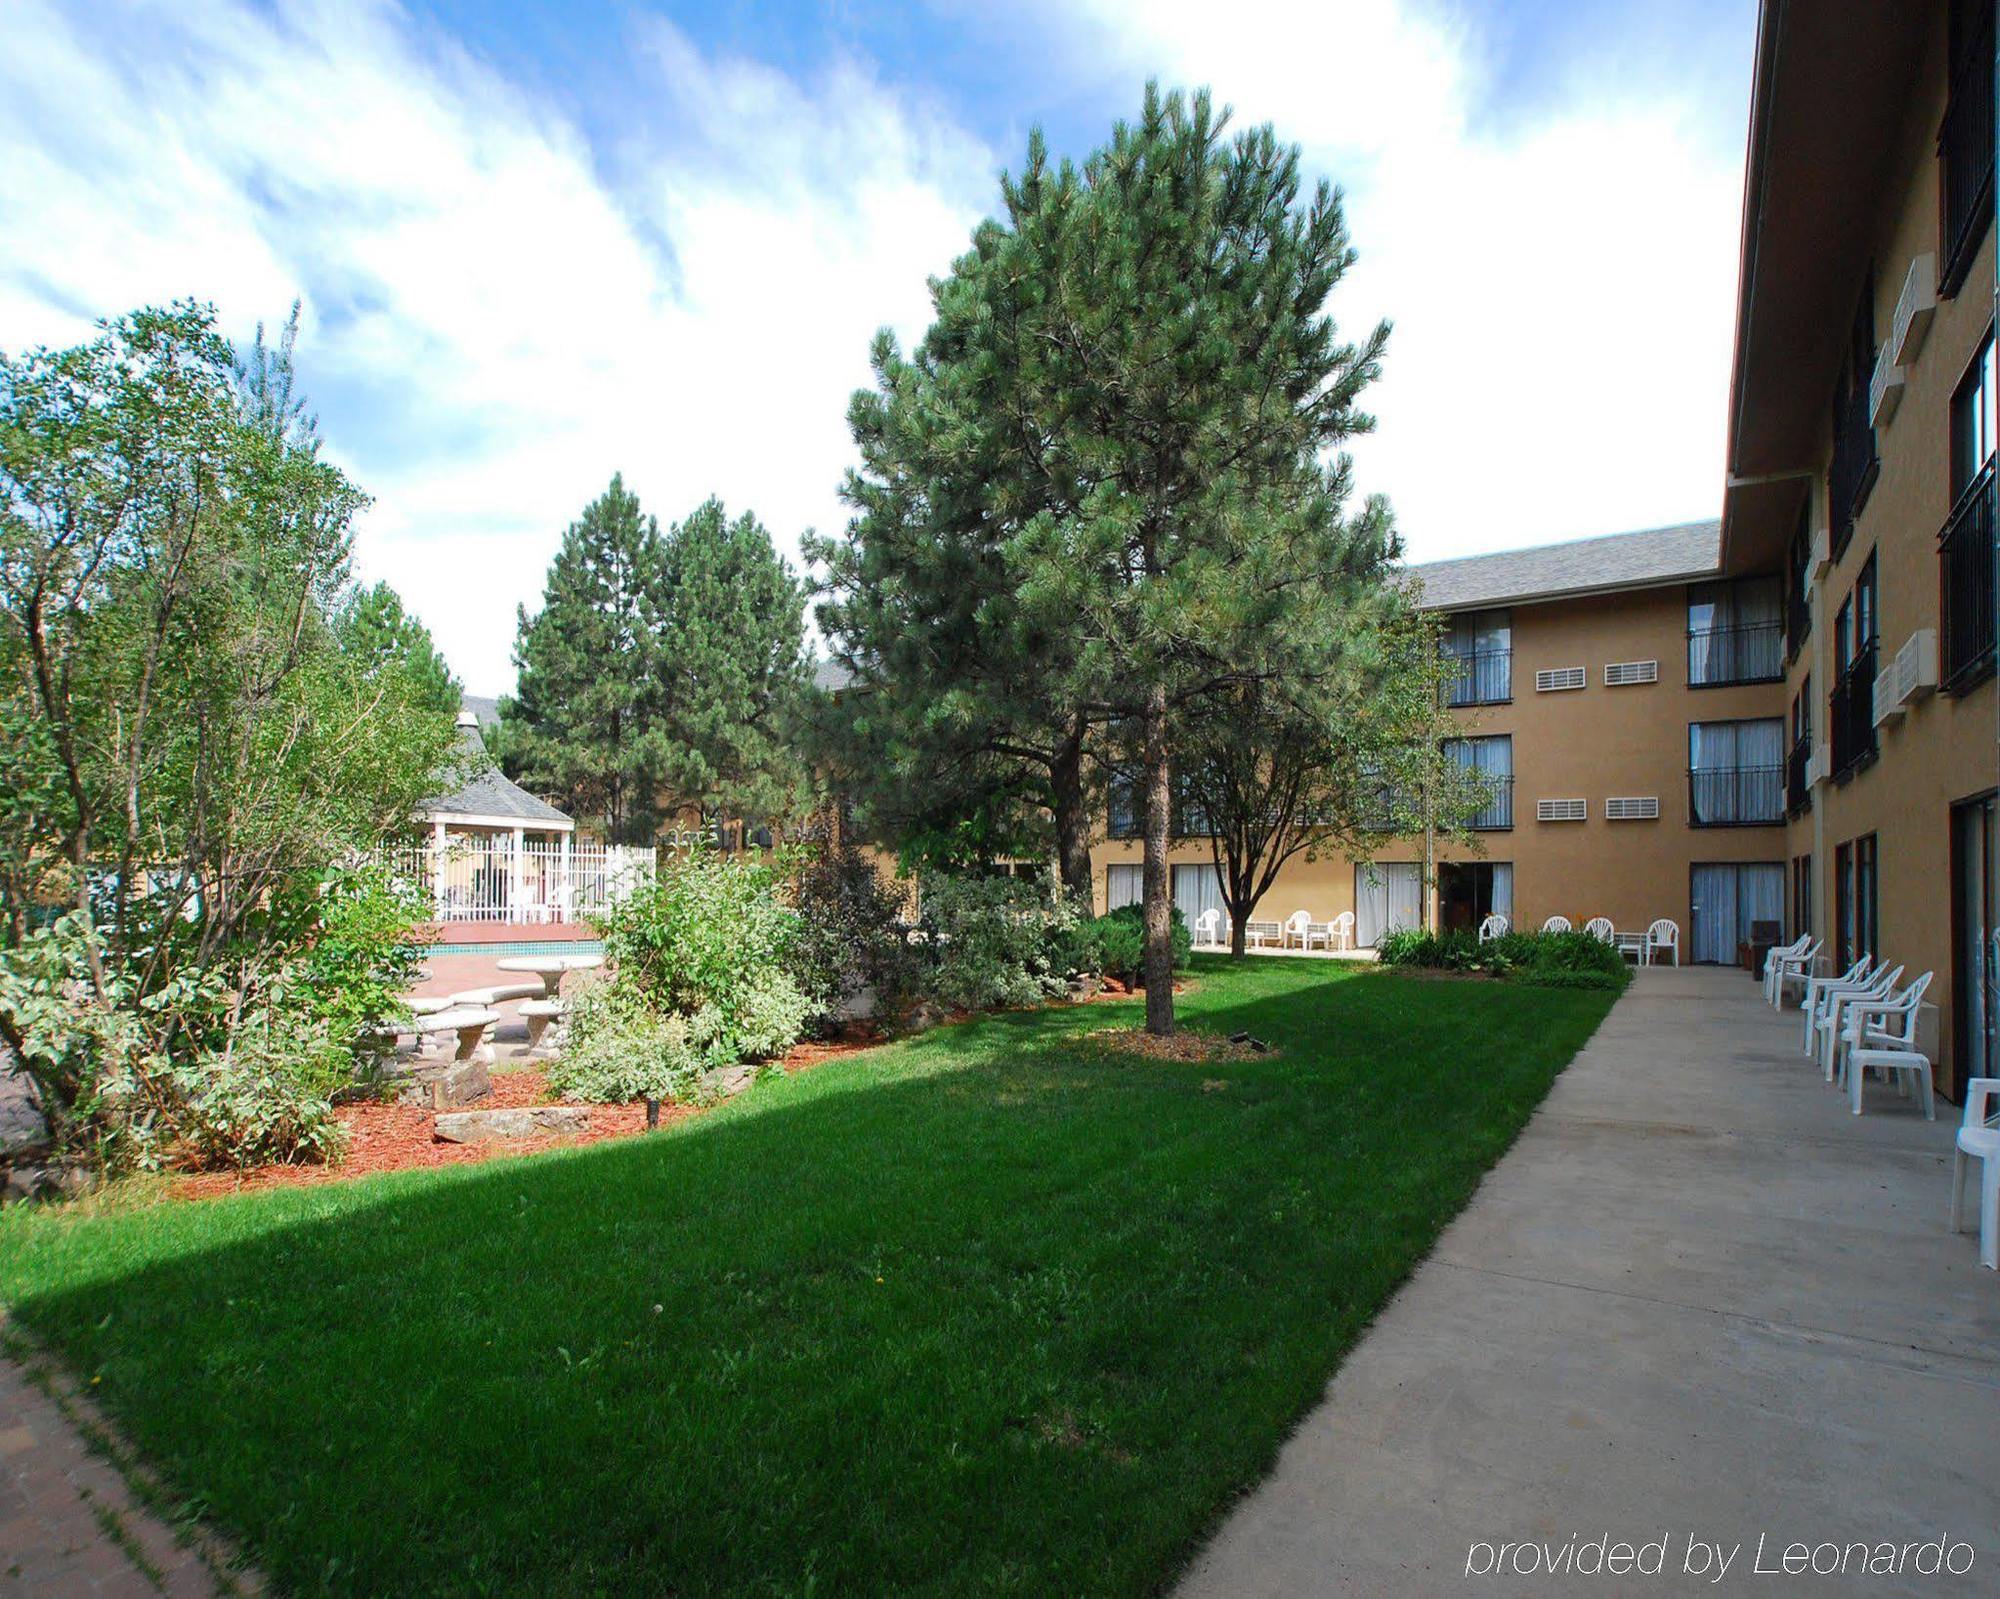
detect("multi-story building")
(1097, 0), (1999, 1100)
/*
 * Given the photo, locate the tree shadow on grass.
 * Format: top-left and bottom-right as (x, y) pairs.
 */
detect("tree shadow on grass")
(0, 963), (1616, 1598)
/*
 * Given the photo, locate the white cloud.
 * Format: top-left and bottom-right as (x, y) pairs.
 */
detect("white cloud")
(1056, 0), (1748, 563)
(0, 0), (994, 693)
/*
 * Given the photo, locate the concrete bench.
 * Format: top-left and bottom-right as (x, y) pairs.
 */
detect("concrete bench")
(519, 997), (565, 1051)
(446, 982), (544, 1009)
(403, 1006), (501, 1063)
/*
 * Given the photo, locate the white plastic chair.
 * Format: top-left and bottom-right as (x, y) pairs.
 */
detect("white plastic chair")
(1841, 970), (1934, 1117)
(1801, 954), (1872, 1052)
(1759, 934), (1811, 1006)
(1283, 910), (1313, 949)
(1328, 911), (1355, 951)
(1477, 913), (1508, 943)
(1951, 1077), (2000, 1269)
(1816, 963), (1902, 1082)
(1644, 918), (1678, 965)
(1191, 908), (1224, 948)
(1541, 915), (1571, 934)
(1584, 916), (1614, 943)
(1773, 942), (1824, 1010)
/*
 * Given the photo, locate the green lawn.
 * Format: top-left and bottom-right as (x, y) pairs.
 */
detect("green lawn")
(0, 958), (1615, 1596)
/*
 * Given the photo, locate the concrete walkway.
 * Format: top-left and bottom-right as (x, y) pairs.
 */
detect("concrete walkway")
(1178, 966), (2000, 1596)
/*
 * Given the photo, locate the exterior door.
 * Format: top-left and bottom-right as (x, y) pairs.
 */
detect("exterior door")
(1954, 795), (1999, 1097)
(1355, 863), (1420, 947)
(1691, 863), (1784, 964)
(1171, 863), (1225, 928)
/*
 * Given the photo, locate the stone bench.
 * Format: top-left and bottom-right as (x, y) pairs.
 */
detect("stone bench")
(519, 997), (565, 1051)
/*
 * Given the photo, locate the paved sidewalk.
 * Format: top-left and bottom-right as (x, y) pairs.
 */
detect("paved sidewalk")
(0, 1340), (245, 1595)
(1178, 966), (2000, 1596)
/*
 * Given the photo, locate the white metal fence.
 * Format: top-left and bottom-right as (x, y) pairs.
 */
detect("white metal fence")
(374, 839), (656, 923)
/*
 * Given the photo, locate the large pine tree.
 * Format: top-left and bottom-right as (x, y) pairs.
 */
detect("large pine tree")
(502, 475), (670, 842)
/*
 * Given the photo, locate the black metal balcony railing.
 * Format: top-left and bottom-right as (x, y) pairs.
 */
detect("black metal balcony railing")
(1941, 458), (1998, 694)
(1689, 765), (1785, 827)
(1443, 647), (1511, 706)
(1687, 621), (1785, 687)
(1465, 774), (1514, 832)
(1940, 5), (1996, 298)
(1831, 638), (1879, 779)
(1828, 380), (1879, 561)
(1785, 736), (1811, 817)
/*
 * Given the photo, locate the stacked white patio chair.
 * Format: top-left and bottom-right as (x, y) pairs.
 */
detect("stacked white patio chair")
(1477, 913), (1508, 943)
(1541, 915), (1571, 934)
(1839, 970), (1934, 1118)
(1812, 963), (1903, 1083)
(1759, 934), (1812, 1006)
(1951, 1078), (2000, 1270)
(1765, 936), (1822, 1009)
(1644, 918), (1679, 965)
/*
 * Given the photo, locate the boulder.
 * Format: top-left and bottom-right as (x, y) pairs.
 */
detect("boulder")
(433, 1106), (590, 1143)
(386, 1057), (491, 1110)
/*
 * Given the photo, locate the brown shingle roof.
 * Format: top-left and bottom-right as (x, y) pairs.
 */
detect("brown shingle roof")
(1409, 519), (1722, 612)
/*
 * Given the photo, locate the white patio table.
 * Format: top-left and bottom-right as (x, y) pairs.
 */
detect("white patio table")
(494, 952), (603, 1000)
(1613, 931), (1649, 962)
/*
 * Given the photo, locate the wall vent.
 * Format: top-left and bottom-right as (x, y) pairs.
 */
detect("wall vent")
(1605, 796), (1660, 821)
(1889, 252), (1937, 365)
(1534, 666), (1586, 693)
(1603, 660), (1659, 687)
(1536, 798), (1588, 822)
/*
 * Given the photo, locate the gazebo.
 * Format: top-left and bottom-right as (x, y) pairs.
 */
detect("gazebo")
(415, 709), (577, 923)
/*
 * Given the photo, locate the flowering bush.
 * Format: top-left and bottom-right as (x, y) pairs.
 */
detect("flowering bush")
(546, 974), (703, 1105)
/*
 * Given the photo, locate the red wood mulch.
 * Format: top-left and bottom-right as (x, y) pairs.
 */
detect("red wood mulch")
(170, 1035), (875, 1203)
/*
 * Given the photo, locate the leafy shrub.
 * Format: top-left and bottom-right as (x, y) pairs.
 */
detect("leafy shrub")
(1376, 926), (1629, 990)
(164, 1011), (350, 1168)
(784, 836), (918, 1035)
(1511, 967), (1626, 991)
(1079, 903), (1192, 986)
(596, 846), (806, 1066)
(546, 974), (702, 1105)
(914, 872), (1087, 1011)
(280, 863), (431, 1072)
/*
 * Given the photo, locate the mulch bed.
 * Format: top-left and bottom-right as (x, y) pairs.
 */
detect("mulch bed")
(1080, 1026), (1270, 1064)
(170, 1034), (875, 1203)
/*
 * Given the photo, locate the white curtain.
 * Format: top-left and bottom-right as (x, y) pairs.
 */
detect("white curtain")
(1172, 863), (1225, 927)
(1690, 719), (1784, 823)
(1106, 864), (1142, 911)
(1491, 862), (1514, 921)
(1691, 863), (1785, 962)
(1356, 863), (1420, 947)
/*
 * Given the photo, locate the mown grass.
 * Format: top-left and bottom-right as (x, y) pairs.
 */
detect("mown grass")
(0, 957), (1616, 1596)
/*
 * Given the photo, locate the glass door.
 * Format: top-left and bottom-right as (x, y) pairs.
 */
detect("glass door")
(1691, 863), (1785, 964)
(1355, 862), (1420, 947)
(1954, 795), (1999, 1096)
(1171, 863), (1225, 928)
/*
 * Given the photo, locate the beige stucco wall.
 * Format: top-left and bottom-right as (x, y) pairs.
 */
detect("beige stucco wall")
(1776, 14), (1998, 1095)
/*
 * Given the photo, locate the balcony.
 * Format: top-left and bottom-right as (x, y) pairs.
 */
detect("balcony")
(1940, 458), (1997, 694)
(1940, 2), (1996, 298)
(1466, 774), (1514, 832)
(1687, 621), (1784, 687)
(1828, 381), (1879, 561)
(1443, 647), (1511, 707)
(1831, 640), (1879, 779)
(1688, 765), (1784, 828)
(1785, 737), (1812, 816)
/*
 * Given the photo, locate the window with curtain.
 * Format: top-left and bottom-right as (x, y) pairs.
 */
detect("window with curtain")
(1441, 609), (1511, 705)
(1687, 576), (1783, 686)
(1688, 719), (1784, 825)
(1106, 863), (1142, 911)
(1354, 862), (1421, 947)
(1171, 864), (1225, 928)
(1444, 735), (1513, 829)
(1690, 863), (1785, 964)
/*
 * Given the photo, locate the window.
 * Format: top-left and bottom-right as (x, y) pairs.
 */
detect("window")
(1785, 500), (1814, 659)
(1688, 719), (1785, 826)
(1443, 735), (1513, 830)
(1438, 861), (1513, 934)
(1689, 863), (1785, 964)
(1941, 0), (1996, 297)
(1943, 330), (1998, 692)
(1172, 772), (1213, 838)
(1171, 863), (1224, 926)
(1835, 835), (1880, 971)
(1786, 679), (1813, 815)
(1828, 279), (1880, 559)
(1106, 863), (1142, 911)
(1108, 771), (1140, 838)
(1791, 853), (1813, 943)
(1687, 576), (1783, 685)
(1830, 553), (1879, 778)
(1441, 609), (1511, 705)
(1354, 862), (1422, 948)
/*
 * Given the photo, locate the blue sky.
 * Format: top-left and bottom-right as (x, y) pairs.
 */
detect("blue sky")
(0, 0), (1756, 694)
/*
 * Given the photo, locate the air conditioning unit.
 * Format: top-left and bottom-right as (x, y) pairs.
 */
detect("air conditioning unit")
(1811, 741), (1831, 787)
(1603, 659), (1659, 687)
(1889, 252), (1937, 365)
(1869, 346), (1905, 426)
(1604, 796), (1660, 821)
(1872, 628), (1939, 724)
(1535, 666), (1586, 693)
(1537, 798), (1587, 822)
(1810, 525), (1832, 579)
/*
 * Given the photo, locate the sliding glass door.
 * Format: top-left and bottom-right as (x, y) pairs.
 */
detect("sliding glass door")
(1954, 795), (1999, 1096)
(1355, 863), (1421, 947)
(1689, 862), (1784, 964)
(1171, 863), (1225, 928)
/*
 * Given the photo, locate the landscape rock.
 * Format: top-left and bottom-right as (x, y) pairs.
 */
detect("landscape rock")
(700, 1063), (760, 1099)
(434, 1105), (590, 1143)
(901, 1000), (948, 1035)
(386, 1057), (492, 1110)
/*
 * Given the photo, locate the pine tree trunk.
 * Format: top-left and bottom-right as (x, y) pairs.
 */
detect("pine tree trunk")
(1142, 682), (1175, 1036)
(1049, 725), (1094, 901)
